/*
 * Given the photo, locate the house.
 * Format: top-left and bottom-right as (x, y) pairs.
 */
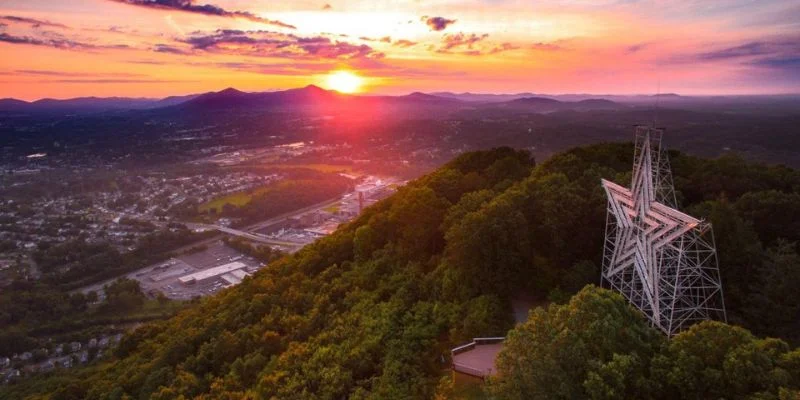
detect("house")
(39, 361), (55, 372)
(3, 369), (21, 383)
(56, 357), (72, 369)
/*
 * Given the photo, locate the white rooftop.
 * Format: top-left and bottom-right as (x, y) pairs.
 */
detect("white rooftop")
(178, 261), (247, 284)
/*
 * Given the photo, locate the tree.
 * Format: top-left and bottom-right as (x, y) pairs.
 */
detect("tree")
(745, 241), (800, 344)
(651, 321), (798, 399)
(442, 189), (531, 299)
(736, 191), (800, 246)
(103, 278), (145, 312)
(691, 198), (763, 319)
(388, 186), (450, 260)
(489, 286), (663, 400)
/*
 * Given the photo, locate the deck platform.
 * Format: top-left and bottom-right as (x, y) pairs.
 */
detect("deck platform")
(451, 337), (505, 379)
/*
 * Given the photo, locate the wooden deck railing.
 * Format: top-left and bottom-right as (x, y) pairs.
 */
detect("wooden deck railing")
(450, 337), (505, 378)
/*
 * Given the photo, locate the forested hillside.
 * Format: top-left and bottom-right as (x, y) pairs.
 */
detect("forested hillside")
(4, 144), (800, 399)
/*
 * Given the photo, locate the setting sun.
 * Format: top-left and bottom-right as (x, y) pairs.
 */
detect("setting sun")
(325, 71), (364, 93)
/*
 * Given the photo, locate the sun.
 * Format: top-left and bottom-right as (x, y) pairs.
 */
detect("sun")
(324, 70), (363, 93)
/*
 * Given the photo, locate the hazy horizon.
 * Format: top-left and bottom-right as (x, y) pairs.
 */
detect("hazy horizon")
(5, 84), (800, 103)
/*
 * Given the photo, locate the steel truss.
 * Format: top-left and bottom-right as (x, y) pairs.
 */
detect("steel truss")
(601, 126), (726, 336)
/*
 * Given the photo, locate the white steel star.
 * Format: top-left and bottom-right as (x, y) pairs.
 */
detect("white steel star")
(601, 126), (725, 336)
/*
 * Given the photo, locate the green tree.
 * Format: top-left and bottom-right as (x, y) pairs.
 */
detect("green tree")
(745, 241), (800, 344)
(489, 286), (663, 400)
(103, 278), (145, 312)
(651, 321), (797, 399)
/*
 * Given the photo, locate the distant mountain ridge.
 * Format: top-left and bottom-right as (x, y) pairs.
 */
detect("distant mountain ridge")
(0, 86), (631, 115)
(5, 87), (800, 115)
(0, 93), (201, 113)
(12, 86), (798, 115)
(174, 85), (346, 110)
(430, 91), (687, 103)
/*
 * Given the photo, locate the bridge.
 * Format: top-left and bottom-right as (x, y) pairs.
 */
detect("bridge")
(190, 223), (302, 248)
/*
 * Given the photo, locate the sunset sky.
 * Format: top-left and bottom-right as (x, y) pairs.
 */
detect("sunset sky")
(1, 0), (799, 100)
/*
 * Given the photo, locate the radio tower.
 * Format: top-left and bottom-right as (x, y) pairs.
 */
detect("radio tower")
(601, 126), (726, 336)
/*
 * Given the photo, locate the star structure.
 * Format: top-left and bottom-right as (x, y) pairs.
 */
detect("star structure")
(601, 127), (725, 335)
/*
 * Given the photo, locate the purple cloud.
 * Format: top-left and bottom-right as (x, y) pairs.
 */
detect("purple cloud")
(694, 40), (798, 61)
(393, 39), (417, 48)
(423, 16), (456, 31)
(750, 56), (800, 68)
(0, 31), (133, 53)
(53, 78), (196, 83)
(153, 43), (191, 54)
(0, 32), (94, 49)
(661, 36), (800, 81)
(182, 29), (383, 60)
(127, 59), (168, 65)
(531, 42), (564, 51)
(667, 37), (800, 70)
(0, 15), (69, 29)
(108, 0), (296, 29)
(488, 42), (519, 55)
(12, 69), (144, 77)
(438, 32), (488, 52)
(626, 42), (650, 53)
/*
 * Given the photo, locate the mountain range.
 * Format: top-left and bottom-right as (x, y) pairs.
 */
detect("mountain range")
(4, 86), (800, 118)
(0, 85), (634, 114)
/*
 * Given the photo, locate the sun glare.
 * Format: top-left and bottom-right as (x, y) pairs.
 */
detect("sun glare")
(325, 71), (363, 93)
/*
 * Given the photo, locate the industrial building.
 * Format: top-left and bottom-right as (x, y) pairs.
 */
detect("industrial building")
(220, 269), (250, 286)
(178, 261), (248, 285)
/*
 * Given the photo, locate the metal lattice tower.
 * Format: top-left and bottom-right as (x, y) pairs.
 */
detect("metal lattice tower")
(601, 126), (726, 336)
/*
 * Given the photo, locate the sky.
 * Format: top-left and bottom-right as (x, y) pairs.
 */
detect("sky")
(0, 0), (799, 100)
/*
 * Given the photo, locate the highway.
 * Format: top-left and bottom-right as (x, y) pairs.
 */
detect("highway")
(193, 224), (300, 247)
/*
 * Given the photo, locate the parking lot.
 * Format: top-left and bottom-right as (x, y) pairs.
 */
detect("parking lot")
(137, 241), (262, 300)
(78, 240), (263, 300)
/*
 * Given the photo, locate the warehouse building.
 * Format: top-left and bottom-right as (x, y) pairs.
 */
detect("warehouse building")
(178, 262), (247, 285)
(220, 269), (250, 286)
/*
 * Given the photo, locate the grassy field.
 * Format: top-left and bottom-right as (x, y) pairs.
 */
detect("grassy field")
(198, 178), (329, 213)
(198, 186), (272, 213)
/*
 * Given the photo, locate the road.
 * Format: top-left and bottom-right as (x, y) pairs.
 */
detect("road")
(195, 225), (300, 247)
